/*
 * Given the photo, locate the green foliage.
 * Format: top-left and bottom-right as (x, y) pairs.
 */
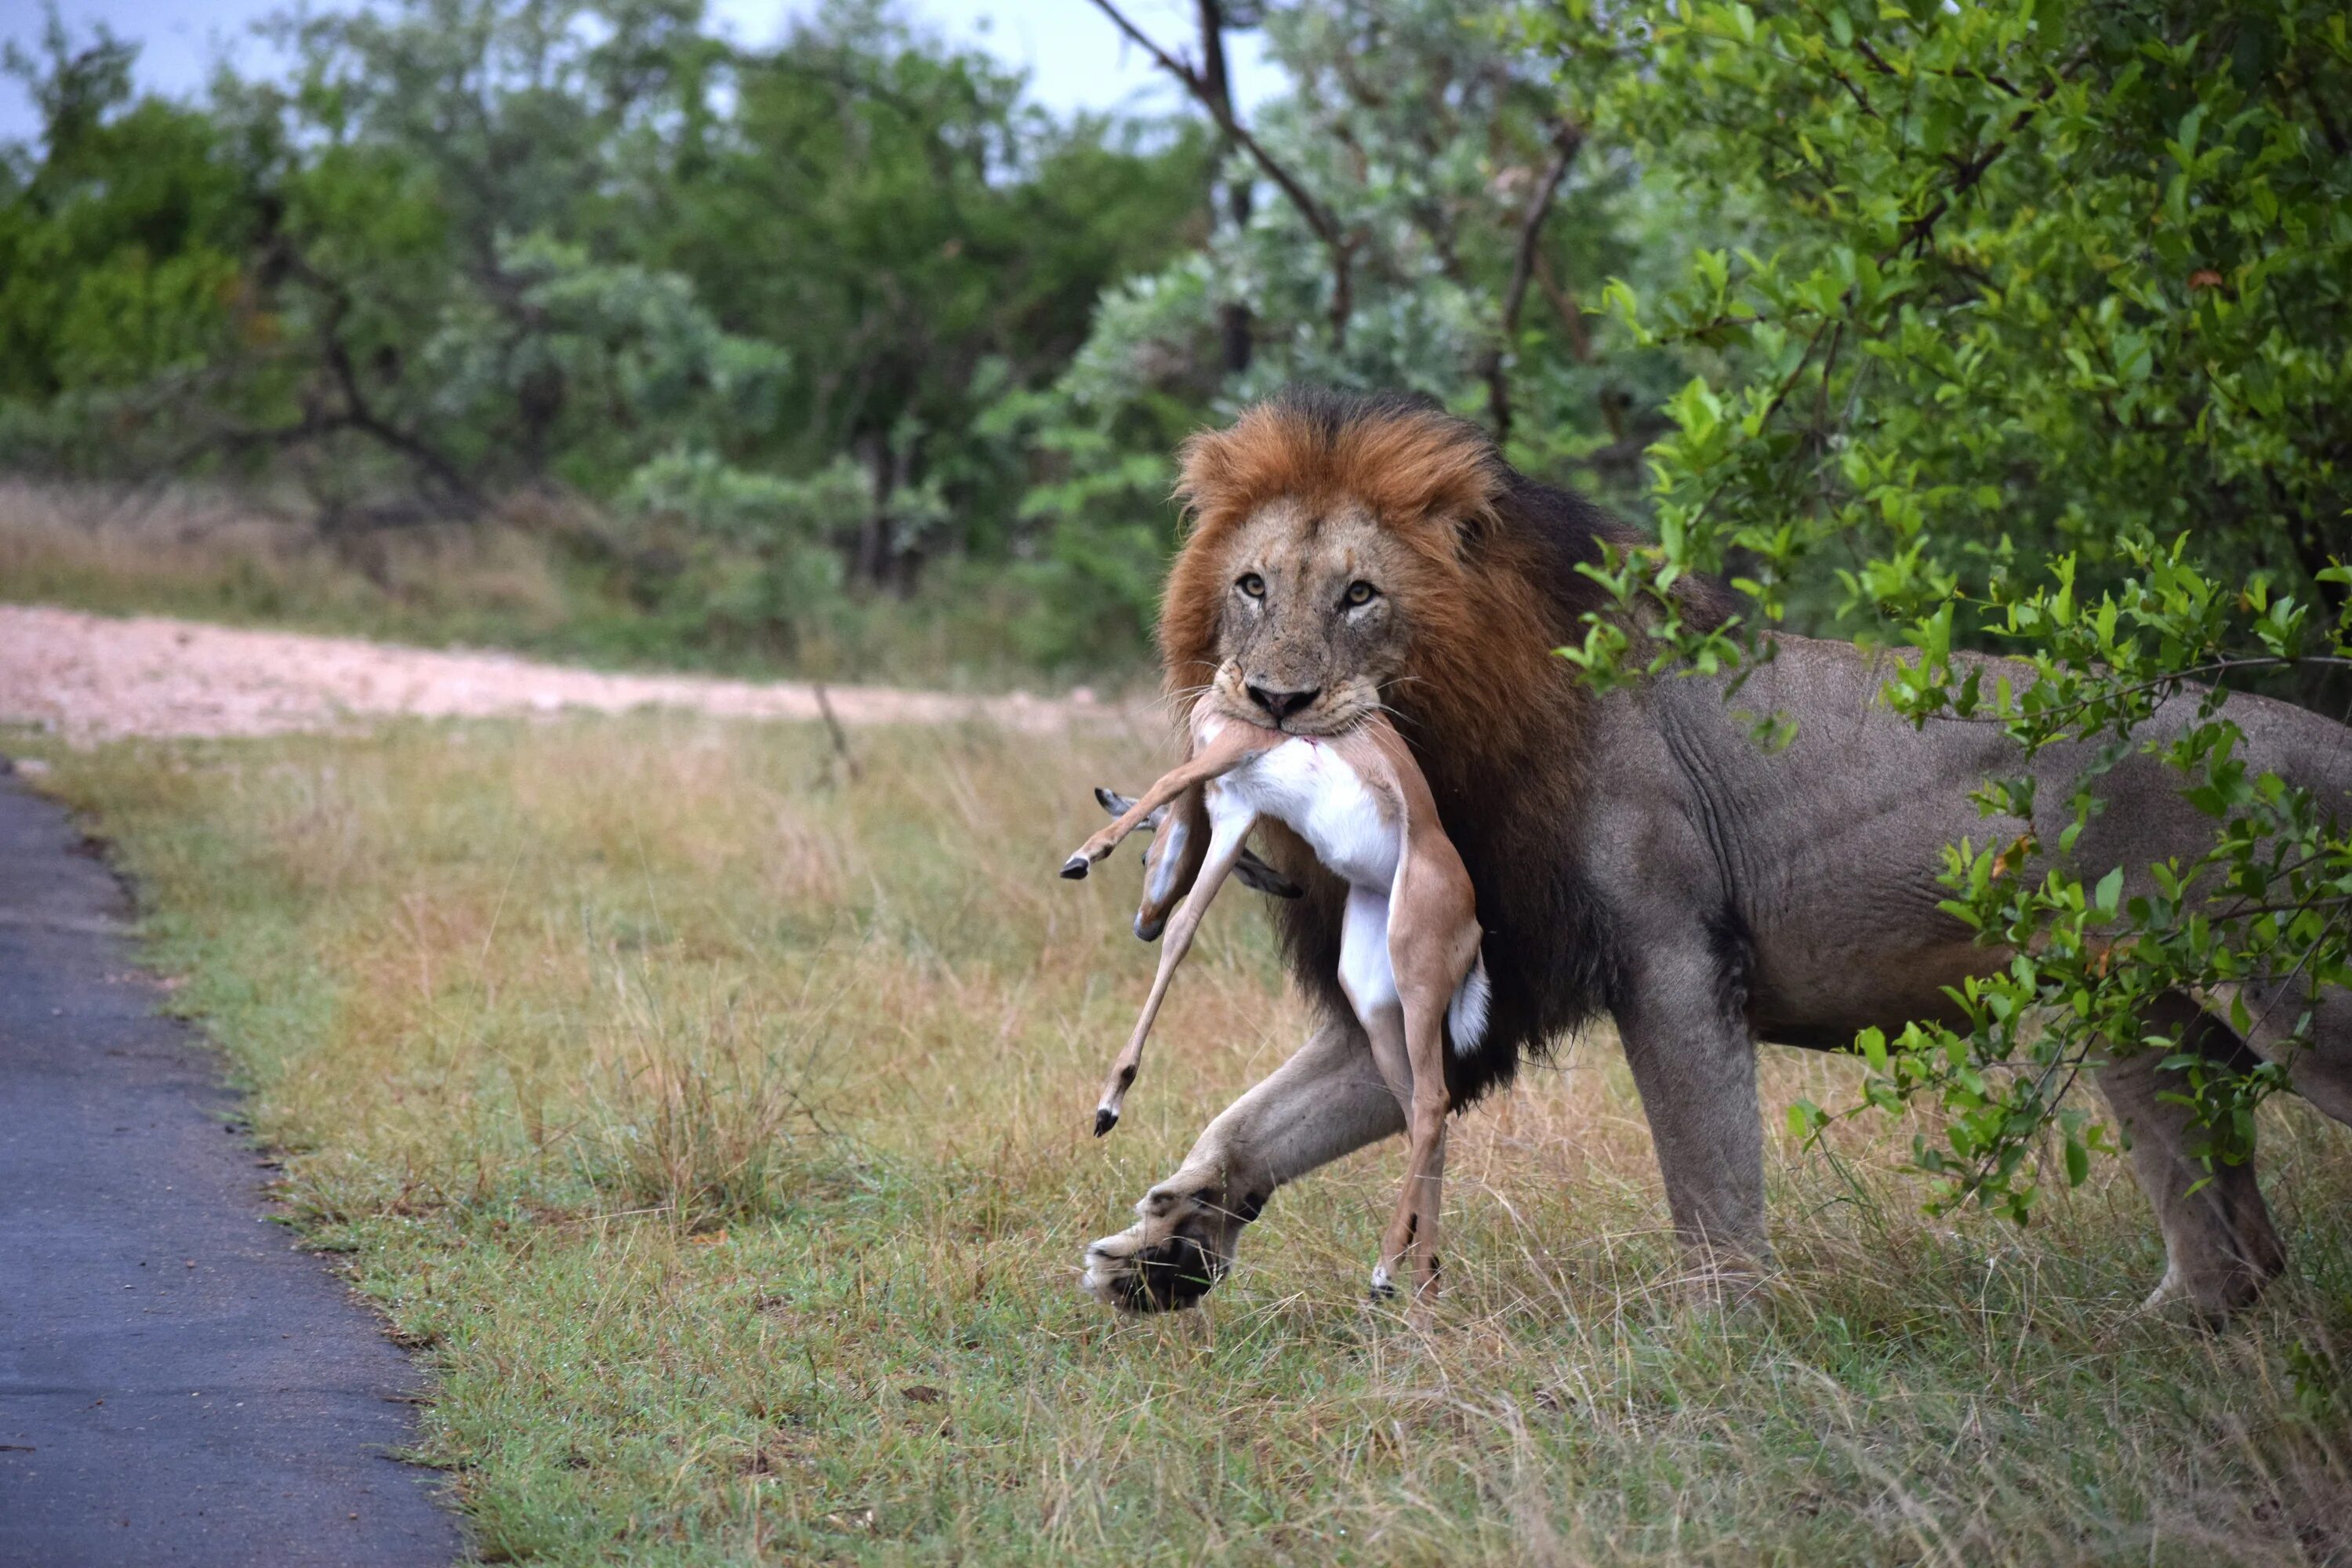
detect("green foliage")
(1534, 0), (2352, 1216)
(0, 13), (255, 454)
(0, 0), (1748, 675)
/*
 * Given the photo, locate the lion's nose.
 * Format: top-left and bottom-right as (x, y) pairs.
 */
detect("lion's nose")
(1246, 684), (1319, 721)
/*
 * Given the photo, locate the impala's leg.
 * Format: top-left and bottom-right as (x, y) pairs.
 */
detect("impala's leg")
(1375, 989), (1452, 1308)
(1338, 888), (1411, 1106)
(1094, 812), (1251, 1135)
(1083, 1013), (1405, 1312)
(1064, 774), (1201, 877)
(1377, 890), (1475, 1308)
(1335, 886), (1428, 1301)
(1063, 724), (1265, 877)
(1132, 787), (1210, 942)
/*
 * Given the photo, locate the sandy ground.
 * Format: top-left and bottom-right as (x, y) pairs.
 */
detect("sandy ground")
(0, 604), (1137, 744)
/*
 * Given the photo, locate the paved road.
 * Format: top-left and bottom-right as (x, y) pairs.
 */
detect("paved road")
(0, 771), (460, 1565)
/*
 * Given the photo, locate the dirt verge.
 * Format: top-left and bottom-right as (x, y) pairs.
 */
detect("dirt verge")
(0, 604), (1135, 744)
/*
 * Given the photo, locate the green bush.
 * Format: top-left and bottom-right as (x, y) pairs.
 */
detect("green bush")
(1533, 0), (2352, 1214)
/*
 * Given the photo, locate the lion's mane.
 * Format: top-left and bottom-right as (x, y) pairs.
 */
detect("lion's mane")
(1158, 387), (1731, 1102)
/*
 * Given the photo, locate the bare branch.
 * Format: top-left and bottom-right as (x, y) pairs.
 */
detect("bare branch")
(1500, 124), (1583, 354)
(1531, 250), (1592, 363)
(1479, 120), (1584, 444)
(271, 240), (478, 506)
(1085, 0), (1358, 343)
(1085, 0), (1201, 91)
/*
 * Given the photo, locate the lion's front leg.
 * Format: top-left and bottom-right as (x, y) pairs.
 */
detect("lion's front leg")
(1614, 930), (1770, 1290)
(1083, 1014), (1404, 1312)
(1082, 1168), (1251, 1312)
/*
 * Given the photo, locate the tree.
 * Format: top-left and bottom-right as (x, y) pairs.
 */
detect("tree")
(0, 0), (1214, 660)
(1530, 0), (2352, 1217)
(1009, 0), (1699, 662)
(1087, 0), (1594, 428)
(0, 9), (257, 466)
(657, 0), (1209, 590)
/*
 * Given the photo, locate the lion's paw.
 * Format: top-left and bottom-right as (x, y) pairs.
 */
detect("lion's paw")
(1082, 1175), (1253, 1313)
(2140, 1258), (2273, 1326)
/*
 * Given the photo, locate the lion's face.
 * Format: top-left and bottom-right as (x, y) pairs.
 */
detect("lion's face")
(1160, 391), (1581, 771)
(1200, 496), (1421, 736)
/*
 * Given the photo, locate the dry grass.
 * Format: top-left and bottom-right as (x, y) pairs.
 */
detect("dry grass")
(24, 711), (2352, 1566)
(0, 479), (579, 637)
(0, 481), (1153, 685)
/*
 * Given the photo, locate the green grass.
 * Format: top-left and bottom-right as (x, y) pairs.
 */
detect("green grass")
(21, 713), (2352, 1565)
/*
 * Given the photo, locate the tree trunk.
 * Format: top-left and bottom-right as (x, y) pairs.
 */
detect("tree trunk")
(853, 432), (891, 590)
(887, 437), (920, 597)
(1478, 122), (1583, 446)
(1198, 0), (1253, 376)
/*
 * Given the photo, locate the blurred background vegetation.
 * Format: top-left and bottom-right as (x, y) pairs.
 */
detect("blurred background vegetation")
(0, 0), (1704, 683)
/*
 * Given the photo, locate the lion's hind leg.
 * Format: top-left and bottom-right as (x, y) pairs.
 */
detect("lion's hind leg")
(2096, 991), (2285, 1319)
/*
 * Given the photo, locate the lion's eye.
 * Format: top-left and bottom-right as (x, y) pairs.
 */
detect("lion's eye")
(1345, 580), (1379, 607)
(1237, 573), (1265, 599)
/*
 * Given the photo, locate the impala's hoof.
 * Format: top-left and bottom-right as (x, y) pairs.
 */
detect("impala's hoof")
(1093, 1107), (1119, 1138)
(1060, 855), (1090, 880)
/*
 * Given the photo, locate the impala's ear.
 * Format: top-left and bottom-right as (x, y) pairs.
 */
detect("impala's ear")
(1094, 786), (1167, 831)
(1232, 854), (1305, 900)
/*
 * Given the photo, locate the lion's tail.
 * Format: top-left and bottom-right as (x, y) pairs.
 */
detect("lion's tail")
(1446, 950), (1490, 1058)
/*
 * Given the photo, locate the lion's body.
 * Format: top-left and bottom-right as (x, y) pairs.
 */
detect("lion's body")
(1079, 388), (2352, 1319)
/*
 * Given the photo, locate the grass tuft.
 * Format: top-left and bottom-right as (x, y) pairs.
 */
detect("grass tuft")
(574, 966), (834, 1226)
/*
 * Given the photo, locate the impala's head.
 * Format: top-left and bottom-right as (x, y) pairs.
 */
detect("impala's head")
(1160, 388), (1561, 750)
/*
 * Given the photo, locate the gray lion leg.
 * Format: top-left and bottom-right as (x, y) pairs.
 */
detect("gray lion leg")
(2096, 993), (2284, 1319)
(1614, 937), (1769, 1287)
(1083, 1014), (1404, 1312)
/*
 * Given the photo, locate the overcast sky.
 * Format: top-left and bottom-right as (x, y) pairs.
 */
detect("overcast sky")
(1, 0), (1281, 141)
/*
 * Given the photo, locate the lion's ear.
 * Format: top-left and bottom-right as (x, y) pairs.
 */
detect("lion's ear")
(1450, 498), (1501, 553)
(1171, 429), (1231, 538)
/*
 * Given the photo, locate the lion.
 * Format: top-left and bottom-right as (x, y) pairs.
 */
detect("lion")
(1080, 386), (2352, 1320)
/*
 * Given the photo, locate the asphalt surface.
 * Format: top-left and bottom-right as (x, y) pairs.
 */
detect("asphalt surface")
(0, 771), (462, 1565)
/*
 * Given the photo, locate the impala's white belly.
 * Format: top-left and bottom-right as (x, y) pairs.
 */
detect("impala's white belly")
(1206, 735), (1399, 891)
(1197, 723), (1488, 1058)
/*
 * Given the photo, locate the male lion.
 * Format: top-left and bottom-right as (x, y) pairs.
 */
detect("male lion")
(1081, 386), (2352, 1320)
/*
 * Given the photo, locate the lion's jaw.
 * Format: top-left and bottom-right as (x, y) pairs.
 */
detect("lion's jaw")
(1198, 496), (1414, 738)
